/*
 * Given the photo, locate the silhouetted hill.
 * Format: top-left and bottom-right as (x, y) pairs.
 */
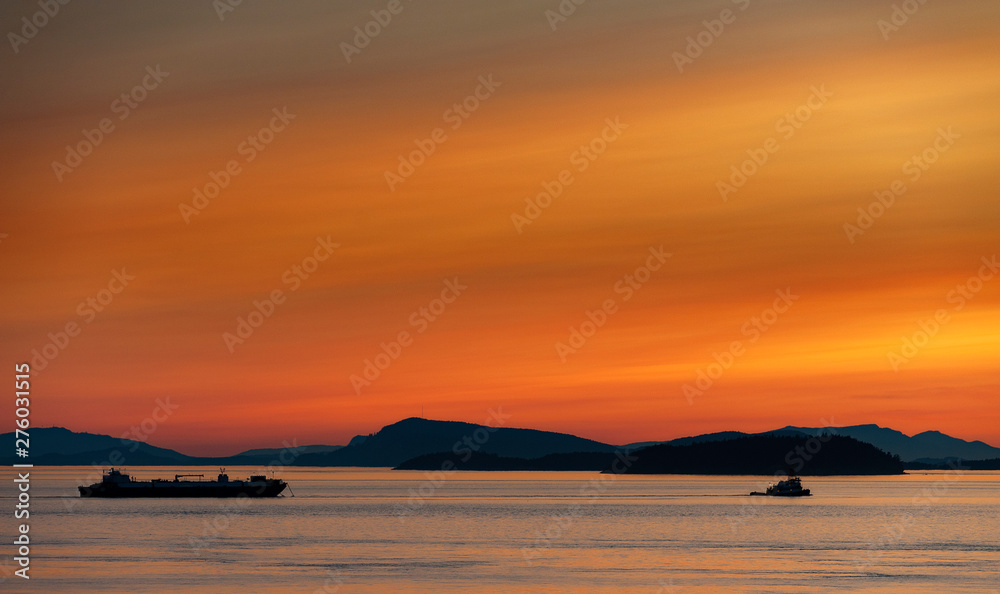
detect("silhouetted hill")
(395, 450), (617, 471)
(294, 417), (615, 467)
(614, 434), (905, 475)
(0, 447), (271, 467)
(4, 426), (188, 459)
(396, 435), (906, 475)
(6, 422), (996, 469)
(0, 427), (293, 467)
(771, 424), (1000, 462)
(0, 427), (198, 466)
(666, 430), (750, 446)
(905, 458), (1000, 470)
(238, 445), (341, 457)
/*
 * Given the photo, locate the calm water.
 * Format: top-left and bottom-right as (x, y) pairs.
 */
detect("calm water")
(1, 467), (998, 592)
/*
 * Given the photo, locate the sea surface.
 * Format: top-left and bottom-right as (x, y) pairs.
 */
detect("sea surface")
(1, 467), (998, 592)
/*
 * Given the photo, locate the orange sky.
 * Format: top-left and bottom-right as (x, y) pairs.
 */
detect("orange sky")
(2, 1), (998, 455)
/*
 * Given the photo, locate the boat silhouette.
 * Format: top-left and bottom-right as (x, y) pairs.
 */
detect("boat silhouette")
(78, 468), (287, 498)
(749, 474), (812, 497)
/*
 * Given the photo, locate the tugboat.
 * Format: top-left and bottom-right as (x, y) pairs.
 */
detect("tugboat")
(749, 474), (812, 497)
(79, 468), (288, 498)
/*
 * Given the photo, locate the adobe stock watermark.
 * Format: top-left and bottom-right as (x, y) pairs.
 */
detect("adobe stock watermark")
(887, 255), (997, 371)
(543, 0), (588, 31)
(27, 268), (136, 373)
(394, 407), (511, 521)
(520, 449), (638, 565)
(179, 107), (295, 223)
(189, 441), (305, 550)
(51, 65), (169, 181)
(222, 236), (339, 353)
(843, 126), (959, 243)
(6, 0), (72, 55)
(727, 420), (837, 533)
(350, 277), (467, 394)
(213, 0), (244, 22)
(119, 397), (180, 446)
(340, 0), (413, 63)
(384, 75), (500, 191)
(556, 246), (670, 362)
(717, 84), (832, 201)
(854, 462), (963, 572)
(311, 569), (348, 594)
(683, 288), (798, 404)
(511, 116), (627, 233)
(67, 397), (179, 511)
(877, 0), (930, 41)
(672, 0), (752, 73)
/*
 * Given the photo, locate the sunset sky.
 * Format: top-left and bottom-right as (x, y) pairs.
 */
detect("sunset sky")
(2, 1), (998, 455)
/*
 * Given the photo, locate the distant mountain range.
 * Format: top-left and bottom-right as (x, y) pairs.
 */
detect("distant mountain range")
(293, 417), (616, 467)
(659, 424), (1000, 464)
(3, 420), (998, 468)
(0, 427), (329, 467)
(766, 424), (1000, 463)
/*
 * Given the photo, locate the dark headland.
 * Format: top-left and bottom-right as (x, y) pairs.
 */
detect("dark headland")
(5, 419), (998, 472)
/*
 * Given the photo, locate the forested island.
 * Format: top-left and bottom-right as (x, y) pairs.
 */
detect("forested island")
(395, 434), (906, 475)
(610, 434), (904, 475)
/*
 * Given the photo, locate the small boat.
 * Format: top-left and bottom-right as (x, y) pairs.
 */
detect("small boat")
(79, 468), (288, 498)
(749, 474), (811, 497)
